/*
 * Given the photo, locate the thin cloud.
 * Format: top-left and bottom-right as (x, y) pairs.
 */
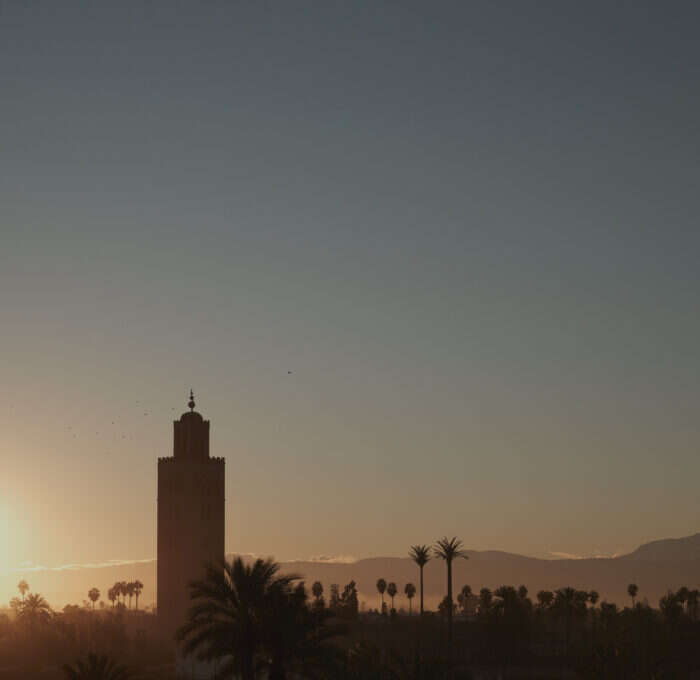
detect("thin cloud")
(549, 551), (621, 560)
(549, 551), (585, 560)
(306, 555), (357, 564)
(11, 558), (155, 573)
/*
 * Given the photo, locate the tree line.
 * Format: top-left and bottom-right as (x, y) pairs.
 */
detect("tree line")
(3, 538), (700, 678)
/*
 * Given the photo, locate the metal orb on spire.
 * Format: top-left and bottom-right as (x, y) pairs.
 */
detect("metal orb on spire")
(188, 389), (195, 411)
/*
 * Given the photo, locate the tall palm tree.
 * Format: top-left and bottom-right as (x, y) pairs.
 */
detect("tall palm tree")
(119, 582), (128, 607)
(18, 593), (52, 633)
(132, 580), (143, 611)
(627, 583), (638, 607)
(17, 580), (29, 601)
(63, 653), (131, 680)
(409, 545), (431, 616)
(107, 587), (117, 609)
(376, 579), (387, 613)
(404, 583), (416, 614)
(126, 582), (135, 609)
(434, 537), (467, 676)
(88, 588), (100, 610)
(387, 583), (397, 611)
(177, 556), (340, 680)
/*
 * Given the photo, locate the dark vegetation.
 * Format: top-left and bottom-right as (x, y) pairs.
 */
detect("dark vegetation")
(2, 542), (700, 679)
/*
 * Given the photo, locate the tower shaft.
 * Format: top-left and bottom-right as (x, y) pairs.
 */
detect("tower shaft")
(157, 399), (225, 642)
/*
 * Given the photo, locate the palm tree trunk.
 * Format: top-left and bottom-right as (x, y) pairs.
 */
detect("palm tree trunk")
(420, 566), (424, 616)
(447, 559), (453, 676)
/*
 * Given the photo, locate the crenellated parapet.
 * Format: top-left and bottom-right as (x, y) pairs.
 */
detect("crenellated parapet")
(158, 456), (223, 464)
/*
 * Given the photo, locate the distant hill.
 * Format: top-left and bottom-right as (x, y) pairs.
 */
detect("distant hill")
(617, 533), (700, 562)
(6, 533), (699, 611)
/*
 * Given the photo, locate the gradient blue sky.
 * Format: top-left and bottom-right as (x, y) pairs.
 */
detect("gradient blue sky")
(1, 1), (699, 599)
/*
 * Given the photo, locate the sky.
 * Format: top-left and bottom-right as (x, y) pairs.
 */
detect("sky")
(1, 0), (699, 604)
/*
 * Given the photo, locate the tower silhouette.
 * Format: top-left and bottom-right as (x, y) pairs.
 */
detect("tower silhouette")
(157, 391), (225, 640)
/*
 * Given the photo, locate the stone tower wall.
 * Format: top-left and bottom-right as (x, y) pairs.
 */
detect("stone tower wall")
(157, 412), (225, 642)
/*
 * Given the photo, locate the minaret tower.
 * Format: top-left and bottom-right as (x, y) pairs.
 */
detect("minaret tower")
(157, 391), (225, 639)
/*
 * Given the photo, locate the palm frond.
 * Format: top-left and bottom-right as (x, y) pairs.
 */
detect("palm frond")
(433, 536), (467, 562)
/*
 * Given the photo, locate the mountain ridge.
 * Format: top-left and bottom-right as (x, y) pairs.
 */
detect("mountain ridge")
(4, 532), (698, 610)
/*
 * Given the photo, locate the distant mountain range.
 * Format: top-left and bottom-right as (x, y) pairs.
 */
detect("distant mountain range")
(7, 533), (699, 611)
(618, 533), (700, 562)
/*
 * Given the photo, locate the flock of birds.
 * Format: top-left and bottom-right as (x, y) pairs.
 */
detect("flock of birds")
(62, 399), (181, 443)
(62, 377), (293, 444)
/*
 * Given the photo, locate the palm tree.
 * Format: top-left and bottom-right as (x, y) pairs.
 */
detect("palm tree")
(387, 582), (397, 611)
(479, 588), (493, 614)
(553, 587), (588, 658)
(88, 588), (100, 610)
(409, 545), (431, 616)
(376, 579), (387, 613)
(178, 558), (294, 680)
(536, 590), (553, 610)
(457, 584), (472, 615)
(177, 556), (340, 680)
(260, 579), (344, 679)
(120, 581), (128, 607)
(404, 583), (416, 614)
(132, 580), (143, 611)
(18, 593), (52, 632)
(63, 653), (131, 679)
(588, 590), (599, 607)
(18, 580), (29, 600)
(434, 537), (467, 676)
(126, 582), (135, 609)
(9, 597), (21, 615)
(627, 583), (638, 607)
(311, 581), (324, 608)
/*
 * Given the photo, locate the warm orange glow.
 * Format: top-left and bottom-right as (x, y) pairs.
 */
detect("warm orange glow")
(0, 502), (13, 572)
(0, 498), (25, 583)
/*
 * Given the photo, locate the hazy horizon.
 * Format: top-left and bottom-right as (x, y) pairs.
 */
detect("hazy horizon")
(2, 1), (700, 608)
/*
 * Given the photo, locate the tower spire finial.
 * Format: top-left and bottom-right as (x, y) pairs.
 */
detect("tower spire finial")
(188, 389), (195, 411)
